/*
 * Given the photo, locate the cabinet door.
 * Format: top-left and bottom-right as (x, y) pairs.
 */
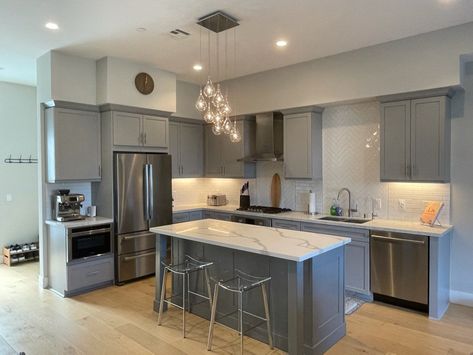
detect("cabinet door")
(142, 115), (168, 148)
(113, 112), (142, 146)
(410, 97), (447, 181)
(169, 122), (180, 177)
(47, 108), (101, 182)
(204, 125), (223, 176)
(222, 121), (244, 177)
(180, 123), (204, 177)
(284, 114), (311, 178)
(173, 212), (190, 224)
(380, 101), (410, 181)
(345, 241), (370, 295)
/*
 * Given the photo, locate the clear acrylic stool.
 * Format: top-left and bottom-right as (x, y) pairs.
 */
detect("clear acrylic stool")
(157, 254), (213, 338)
(207, 269), (273, 354)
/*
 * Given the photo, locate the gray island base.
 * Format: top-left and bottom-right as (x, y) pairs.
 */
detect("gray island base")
(151, 219), (351, 354)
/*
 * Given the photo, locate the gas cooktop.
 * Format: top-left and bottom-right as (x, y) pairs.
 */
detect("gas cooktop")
(237, 206), (292, 214)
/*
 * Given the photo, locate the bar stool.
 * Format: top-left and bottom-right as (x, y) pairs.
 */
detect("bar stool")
(157, 254), (213, 338)
(207, 269), (273, 354)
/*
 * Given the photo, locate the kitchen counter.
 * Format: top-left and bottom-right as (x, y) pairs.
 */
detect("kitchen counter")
(45, 216), (113, 229)
(173, 204), (453, 237)
(152, 218), (348, 353)
(151, 219), (350, 262)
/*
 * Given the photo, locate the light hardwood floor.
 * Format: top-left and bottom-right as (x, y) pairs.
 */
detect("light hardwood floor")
(1, 262), (472, 355)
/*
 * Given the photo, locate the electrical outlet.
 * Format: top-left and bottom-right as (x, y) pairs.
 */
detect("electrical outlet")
(398, 199), (407, 210)
(373, 198), (382, 210)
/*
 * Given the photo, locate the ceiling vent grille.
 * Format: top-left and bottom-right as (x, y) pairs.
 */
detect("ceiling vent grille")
(168, 29), (191, 39)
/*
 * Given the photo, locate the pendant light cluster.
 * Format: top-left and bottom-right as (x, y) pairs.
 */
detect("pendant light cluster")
(195, 11), (241, 143)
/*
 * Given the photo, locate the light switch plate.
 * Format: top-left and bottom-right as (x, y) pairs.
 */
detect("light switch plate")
(373, 198), (382, 210)
(398, 199), (407, 210)
(6, 194), (13, 202)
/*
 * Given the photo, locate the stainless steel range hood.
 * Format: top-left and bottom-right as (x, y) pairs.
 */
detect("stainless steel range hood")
(239, 112), (283, 162)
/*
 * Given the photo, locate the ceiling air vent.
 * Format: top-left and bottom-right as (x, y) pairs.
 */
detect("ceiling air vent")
(168, 29), (191, 40)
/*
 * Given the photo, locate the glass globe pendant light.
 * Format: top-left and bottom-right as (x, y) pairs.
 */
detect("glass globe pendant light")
(221, 96), (231, 115)
(212, 123), (223, 135)
(213, 110), (224, 126)
(203, 77), (216, 98)
(203, 107), (214, 123)
(229, 120), (241, 143)
(195, 89), (207, 112)
(212, 84), (225, 108)
(223, 116), (233, 134)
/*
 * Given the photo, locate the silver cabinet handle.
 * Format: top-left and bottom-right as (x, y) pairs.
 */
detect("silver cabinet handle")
(149, 163), (154, 219)
(144, 164), (150, 221)
(371, 234), (425, 244)
(144, 132), (147, 145)
(86, 271), (100, 277)
(70, 228), (111, 237)
(124, 251), (156, 261)
(122, 233), (154, 240)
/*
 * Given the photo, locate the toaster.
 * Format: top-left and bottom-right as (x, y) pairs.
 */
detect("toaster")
(207, 194), (227, 206)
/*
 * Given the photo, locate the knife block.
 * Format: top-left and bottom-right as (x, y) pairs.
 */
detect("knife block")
(240, 195), (250, 209)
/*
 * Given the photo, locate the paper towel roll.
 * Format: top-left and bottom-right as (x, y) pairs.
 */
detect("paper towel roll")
(309, 191), (316, 214)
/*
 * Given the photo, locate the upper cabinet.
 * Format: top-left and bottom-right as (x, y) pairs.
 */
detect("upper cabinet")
(283, 110), (323, 179)
(112, 112), (168, 149)
(204, 120), (256, 178)
(45, 107), (101, 182)
(169, 121), (203, 178)
(380, 96), (450, 182)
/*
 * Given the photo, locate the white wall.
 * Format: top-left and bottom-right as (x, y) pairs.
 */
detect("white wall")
(173, 80), (201, 119)
(96, 56), (176, 112)
(450, 61), (473, 305)
(0, 82), (38, 254)
(224, 22), (473, 115)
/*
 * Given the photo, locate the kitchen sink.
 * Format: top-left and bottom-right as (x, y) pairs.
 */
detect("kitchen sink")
(319, 216), (370, 224)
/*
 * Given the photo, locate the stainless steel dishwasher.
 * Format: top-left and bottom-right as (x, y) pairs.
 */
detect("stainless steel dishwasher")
(370, 230), (429, 312)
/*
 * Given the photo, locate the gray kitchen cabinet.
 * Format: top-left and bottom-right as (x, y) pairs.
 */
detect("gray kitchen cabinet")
(204, 120), (256, 178)
(283, 111), (323, 179)
(380, 96), (450, 182)
(112, 111), (168, 149)
(170, 121), (204, 178)
(202, 210), (232, 221)
(67, 257), (114, 292)
(189, 210), (203, 220)
(173, 212), (190, 224)
(271, 219), (301, 231)
(300, 222), (371, 297)
(45, 107), (101, 182)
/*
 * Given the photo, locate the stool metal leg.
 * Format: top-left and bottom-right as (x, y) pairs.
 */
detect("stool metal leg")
(204, 268), (213, 307)
(182, 272), (186, 338)
(157, 269), (167, 326)
(207, 284), (219, 351)
(261, 283), (273, 349)
(238, 291), (244, 355)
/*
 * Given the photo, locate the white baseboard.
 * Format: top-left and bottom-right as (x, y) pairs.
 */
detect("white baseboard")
(450, 290), (473, 307)
(38, 274), (49, 289)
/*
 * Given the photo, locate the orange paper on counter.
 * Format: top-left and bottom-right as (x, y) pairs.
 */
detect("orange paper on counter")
(420, 201), (444, 226)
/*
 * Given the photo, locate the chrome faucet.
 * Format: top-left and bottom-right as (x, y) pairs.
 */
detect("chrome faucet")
(337, 188), (357, 217)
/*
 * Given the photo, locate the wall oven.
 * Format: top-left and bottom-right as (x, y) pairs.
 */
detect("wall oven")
(68, 224), (112, 262)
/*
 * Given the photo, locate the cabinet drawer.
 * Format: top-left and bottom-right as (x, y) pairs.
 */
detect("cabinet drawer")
(272, 219), (301, 231)
(213, 212), (232, 221)
(173, 212), (190, 224)
(67, 257), (113, 292)
(300, 222), (369, 242)
(189, 211), (203, 221)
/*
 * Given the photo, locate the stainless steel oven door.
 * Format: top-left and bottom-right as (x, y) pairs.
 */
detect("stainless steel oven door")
(67, 225), (112, 262)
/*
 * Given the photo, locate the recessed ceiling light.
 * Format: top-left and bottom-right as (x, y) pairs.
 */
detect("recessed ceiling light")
(45, 22), (59, 30)
(136, 27), (147, 32)
(193, 64), (203, 71)
(276, 40), (288, 48)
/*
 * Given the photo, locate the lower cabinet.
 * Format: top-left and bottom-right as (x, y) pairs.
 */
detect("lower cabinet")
(67, 257), (114, 292)
(202, 210), (232, 221)
(173, 211), (203, 224)
(300, 222), (371, 297)
(271, 219), (301, 230)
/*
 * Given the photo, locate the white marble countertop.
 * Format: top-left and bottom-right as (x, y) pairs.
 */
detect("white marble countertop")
(150, 219), (350, 262)
(173, 204), (453, 237)
(45, 216), (113, 228)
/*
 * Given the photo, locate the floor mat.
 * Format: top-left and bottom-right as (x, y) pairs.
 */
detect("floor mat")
(345, 296), (365, 315)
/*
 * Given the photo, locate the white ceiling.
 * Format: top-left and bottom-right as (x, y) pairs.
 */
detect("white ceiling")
(1, 0), (473, 86)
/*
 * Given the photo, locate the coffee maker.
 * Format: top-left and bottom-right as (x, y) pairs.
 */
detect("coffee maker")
(53, 190), (85, 221)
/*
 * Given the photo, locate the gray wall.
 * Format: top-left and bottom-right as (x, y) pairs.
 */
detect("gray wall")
(0, 82), (38, 252)
(224, 22), (473, 115)
(450, 61), (473, 305)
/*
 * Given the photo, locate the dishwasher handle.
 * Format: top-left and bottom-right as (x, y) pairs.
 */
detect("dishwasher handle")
(371, 234), (425, 244)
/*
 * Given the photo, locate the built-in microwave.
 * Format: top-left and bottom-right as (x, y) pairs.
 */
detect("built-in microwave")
(67, 224), (112, 262)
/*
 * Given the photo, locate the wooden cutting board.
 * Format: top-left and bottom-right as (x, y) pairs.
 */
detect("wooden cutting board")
(270, 173), (281, 207)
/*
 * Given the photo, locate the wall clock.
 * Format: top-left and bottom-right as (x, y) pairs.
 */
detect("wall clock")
(135, 72), (155, 95)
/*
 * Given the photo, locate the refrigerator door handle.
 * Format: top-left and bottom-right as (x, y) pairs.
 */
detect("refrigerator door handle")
(149, 163), (154, 219)
(144, 164), (150, 221)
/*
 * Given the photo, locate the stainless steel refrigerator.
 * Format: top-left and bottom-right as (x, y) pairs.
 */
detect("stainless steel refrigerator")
(114, 152), (172, 284)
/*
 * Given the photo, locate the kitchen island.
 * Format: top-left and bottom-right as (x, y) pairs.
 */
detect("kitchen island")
(151, 219), (350, 354)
